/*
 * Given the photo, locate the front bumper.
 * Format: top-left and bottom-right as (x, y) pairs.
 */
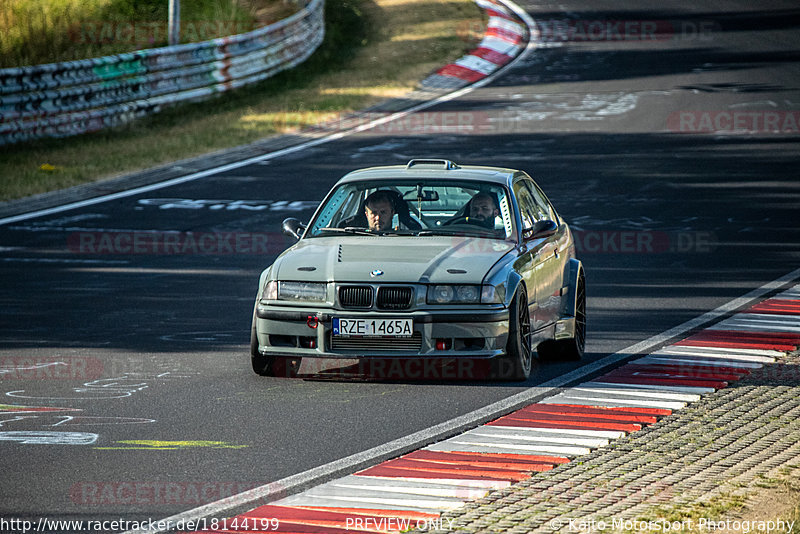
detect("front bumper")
(255, 304), (510, 359)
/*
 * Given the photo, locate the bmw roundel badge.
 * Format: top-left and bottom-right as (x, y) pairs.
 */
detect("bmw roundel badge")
(370, 269), (384, 277)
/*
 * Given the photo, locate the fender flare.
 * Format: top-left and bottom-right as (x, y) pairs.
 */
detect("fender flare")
(505, 270), (525, 308)
(560, 258), (585, 318)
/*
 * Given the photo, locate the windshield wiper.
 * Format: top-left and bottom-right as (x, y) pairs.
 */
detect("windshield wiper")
(417, 228), (494, 238)
(318, 226), (375, 236)
(319, 227), (419, 237)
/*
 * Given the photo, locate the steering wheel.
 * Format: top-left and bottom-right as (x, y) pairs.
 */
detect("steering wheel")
(442, 216), (469, 226)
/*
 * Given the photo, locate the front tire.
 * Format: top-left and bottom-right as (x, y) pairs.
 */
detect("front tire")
(250, 317), (301, 377)
(250, 320), (272, 375)
(498, 285), (534, 381)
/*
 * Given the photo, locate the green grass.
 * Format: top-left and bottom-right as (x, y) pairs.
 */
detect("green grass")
(0, 0), (295, 66)
(0, 0), (485, 201)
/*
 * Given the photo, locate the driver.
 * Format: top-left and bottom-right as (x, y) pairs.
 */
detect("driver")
(364, 190), (396, 231)
(467, 192), (500, 228)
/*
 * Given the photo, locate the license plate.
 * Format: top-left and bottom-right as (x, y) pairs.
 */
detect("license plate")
(332, 318), (413, 337)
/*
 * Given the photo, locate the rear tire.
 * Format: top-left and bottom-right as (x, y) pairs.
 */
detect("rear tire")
(538, 271), (586, 361)
(497, 285), (534, 381)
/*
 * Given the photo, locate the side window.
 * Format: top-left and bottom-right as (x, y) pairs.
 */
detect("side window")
(512, 181), (542, 231)
(525, 180), (559, 225)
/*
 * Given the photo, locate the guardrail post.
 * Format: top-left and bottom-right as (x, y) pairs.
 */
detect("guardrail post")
(168, 0), (181, 45)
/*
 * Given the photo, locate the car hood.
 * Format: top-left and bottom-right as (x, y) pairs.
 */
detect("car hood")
(272, 236), (515, 284)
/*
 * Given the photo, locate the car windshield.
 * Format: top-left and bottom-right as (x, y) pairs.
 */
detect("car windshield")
(307, 179), (515, 240)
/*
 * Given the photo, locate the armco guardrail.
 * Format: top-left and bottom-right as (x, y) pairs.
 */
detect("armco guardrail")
(0, 0), (323, 146)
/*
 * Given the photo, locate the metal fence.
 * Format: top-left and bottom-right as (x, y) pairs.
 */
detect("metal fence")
(0, 0), (324, 146)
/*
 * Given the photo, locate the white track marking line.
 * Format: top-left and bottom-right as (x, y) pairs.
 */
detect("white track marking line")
(439, 437), (591, 456)
(634, 356), (763, 369)
(655, 347), (778, 362)
(773, 287), (800, 299)
(586, 381), (717, 395)
(727, 312), (800, 323)
(455, 55), (501, 75)
(476, 0), (510, 14)
(361, 476), (509, 490)
(659, 345), (783, 357)
(271, 492), (463, 512)
(709, 314), (800, 333)
(464, 424), (615, 441)
(284, 485), (468, 505)
(423, 441), (576, 457)
(478, 37), (522, 55)
(538, 394), (687, 410)
(570, 384), (701, 402)
(328, 476), (491, 499)
(487, 425), (625, 440)
(461, 427), (609, 448)
(488, 17), (526, 35)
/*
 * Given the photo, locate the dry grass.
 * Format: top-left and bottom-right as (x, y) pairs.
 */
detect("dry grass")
(0, 0), (485, 201)
(637, 464), (800, 534)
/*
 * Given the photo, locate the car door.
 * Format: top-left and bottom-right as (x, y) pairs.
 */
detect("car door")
(513, 179), (562, 331)
(525, 179), (570, 327)
(512, 180), (552, 338)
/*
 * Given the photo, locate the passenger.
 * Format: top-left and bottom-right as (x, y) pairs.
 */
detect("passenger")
(467, 192), (500, 228)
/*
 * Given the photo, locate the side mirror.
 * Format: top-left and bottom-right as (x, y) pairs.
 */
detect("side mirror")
(282, 218), (306, 240)
(524, 219), (558, 241)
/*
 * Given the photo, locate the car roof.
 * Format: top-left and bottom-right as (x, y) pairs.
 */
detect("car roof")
(336, 159), (522, 187)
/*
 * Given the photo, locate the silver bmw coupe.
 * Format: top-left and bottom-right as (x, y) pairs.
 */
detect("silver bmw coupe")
(251, 159), (586, 381)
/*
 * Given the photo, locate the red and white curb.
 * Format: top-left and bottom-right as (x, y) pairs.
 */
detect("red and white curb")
(183, 284), (800, 533)
(421, 0), (528, 90)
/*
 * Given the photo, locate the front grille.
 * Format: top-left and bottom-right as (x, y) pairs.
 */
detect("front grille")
(377, 286), (413, 310)
(339, 285), (373, 308)
(329, 332), (422, 352)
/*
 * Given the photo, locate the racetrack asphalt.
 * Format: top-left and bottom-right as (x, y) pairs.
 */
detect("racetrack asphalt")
(1, 0), (799, 531)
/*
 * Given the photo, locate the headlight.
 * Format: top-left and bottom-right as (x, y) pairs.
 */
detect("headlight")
(427, 284), (490, 304)
(262, 281), (327, 302)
